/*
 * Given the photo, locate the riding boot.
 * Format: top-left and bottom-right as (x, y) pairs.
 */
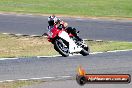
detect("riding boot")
(75, 35), (83, 41)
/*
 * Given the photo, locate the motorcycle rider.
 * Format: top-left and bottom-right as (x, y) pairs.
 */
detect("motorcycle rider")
(47, 14), (58, 30)
(47, 15), (82, 42)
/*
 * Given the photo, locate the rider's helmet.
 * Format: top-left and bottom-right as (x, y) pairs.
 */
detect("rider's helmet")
(48, 15), (58, 26)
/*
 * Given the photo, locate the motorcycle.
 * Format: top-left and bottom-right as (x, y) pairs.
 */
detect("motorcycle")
(47, 26), (90, 57)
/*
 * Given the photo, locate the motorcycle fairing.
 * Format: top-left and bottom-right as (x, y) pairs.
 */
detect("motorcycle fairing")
(58, 30), (82, 53)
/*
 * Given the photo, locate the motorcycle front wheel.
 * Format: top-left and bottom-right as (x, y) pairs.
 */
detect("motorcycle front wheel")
(54, 38), (69, 57)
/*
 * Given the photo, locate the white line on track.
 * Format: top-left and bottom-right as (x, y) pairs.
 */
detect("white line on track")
(17, 79), (29, 81)
(0, 49), (132, 60)
(37, 49), (132, 58)
(107, 49), (132, 53)
(0, 49), (132, 82)
(2, 33), (10, 35)
(0, 58), (19, 61)
(90, 52), (104, 54)
(0, 76), (72, 83)
(3, 80), (14, 82)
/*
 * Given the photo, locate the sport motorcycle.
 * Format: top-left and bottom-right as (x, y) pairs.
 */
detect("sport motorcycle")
(47, 27), (90, 57)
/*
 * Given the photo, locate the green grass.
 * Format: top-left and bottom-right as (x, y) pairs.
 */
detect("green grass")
(0, 80), (41, 88)
(0, 34), (57, 58)
(0, 0), (132, 17)
(87, 41), (132, 52)
(0, 34), (132, 58)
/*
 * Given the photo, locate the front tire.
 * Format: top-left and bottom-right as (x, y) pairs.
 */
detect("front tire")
(54, 38), (69, 57)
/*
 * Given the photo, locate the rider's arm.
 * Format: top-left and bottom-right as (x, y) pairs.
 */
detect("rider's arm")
(57, 21), (68, 29)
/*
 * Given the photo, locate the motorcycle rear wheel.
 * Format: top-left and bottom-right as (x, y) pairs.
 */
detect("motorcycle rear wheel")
(80, 46), (90, 56)
(54, 38), (69, 57)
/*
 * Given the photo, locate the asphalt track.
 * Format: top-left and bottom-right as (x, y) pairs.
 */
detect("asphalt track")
(0, 51), (132, 88)
(23, 51), (132, 88)
(0, 14), (132, 88)
(0, 14), (132, 41)
(23, 80), (132, 88)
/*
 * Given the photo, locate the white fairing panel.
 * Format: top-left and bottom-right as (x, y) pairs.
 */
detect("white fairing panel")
(58, 31), (82, 53)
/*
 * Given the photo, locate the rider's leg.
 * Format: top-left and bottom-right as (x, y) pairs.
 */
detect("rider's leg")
(66, 27), (82, 41)
(71, 28), (83, 41)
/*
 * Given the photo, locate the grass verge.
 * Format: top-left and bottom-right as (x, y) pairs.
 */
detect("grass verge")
(0, 80), (42, 88)
(0, 0), (132, 18)
(87, 41), (132, 52)
(0, 33), (132, 58)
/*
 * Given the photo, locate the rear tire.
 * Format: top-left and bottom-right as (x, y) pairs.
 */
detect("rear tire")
(80, 46), (90, 56)
(54, 38), (69, 57)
